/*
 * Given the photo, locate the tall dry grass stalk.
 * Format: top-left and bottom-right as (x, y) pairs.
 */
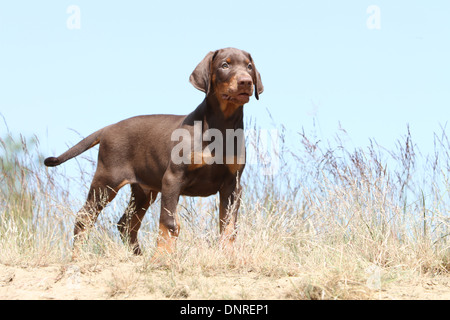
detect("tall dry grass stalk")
(0, 122), (449, 298)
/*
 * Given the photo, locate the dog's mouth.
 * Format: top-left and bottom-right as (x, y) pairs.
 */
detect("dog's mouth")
(222, 92), (251, 104)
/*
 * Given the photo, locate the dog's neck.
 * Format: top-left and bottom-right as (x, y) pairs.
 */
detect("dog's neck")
(205, 94), (244, 124)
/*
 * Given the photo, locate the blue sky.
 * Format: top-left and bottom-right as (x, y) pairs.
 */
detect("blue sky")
(1, 0), (449, 164)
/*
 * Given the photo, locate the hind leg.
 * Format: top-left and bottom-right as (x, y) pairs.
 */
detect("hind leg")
(73, 174), (127, 258)
(117, 184), (158, 255)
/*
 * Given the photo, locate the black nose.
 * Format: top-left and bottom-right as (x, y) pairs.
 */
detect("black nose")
(237, 75), (253, 87)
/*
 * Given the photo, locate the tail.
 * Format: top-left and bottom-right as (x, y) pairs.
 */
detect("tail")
(44, 129), (103, 167)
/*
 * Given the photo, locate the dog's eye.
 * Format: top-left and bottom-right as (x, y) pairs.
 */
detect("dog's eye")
(247, 63), (253, 71)
(221, 62), (229, 69)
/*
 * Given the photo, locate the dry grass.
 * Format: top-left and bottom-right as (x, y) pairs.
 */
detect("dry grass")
(0, 123), (449, 299)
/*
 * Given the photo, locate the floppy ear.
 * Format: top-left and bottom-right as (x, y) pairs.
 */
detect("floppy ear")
(189, 51), (217, 94)
(249, 54), (264, 100)
(254, 68), (264, 100)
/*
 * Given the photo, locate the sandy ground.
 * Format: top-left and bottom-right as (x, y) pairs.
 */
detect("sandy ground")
(1, 261), (449, 300)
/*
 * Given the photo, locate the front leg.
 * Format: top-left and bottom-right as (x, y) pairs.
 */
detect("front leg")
(153, 169), (183, 259)
(219, 175), (242, 249)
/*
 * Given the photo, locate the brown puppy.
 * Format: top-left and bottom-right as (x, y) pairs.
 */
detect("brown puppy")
(44, 47), (263, 259)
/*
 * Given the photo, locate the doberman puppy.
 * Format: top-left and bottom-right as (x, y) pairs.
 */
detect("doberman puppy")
(44, 47), (263, 259)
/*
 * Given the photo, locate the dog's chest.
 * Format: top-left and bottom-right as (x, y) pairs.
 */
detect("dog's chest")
(182, 162), (244, 197)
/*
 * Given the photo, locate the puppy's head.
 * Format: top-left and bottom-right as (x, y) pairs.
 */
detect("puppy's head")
(189, 48), (264, 105)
